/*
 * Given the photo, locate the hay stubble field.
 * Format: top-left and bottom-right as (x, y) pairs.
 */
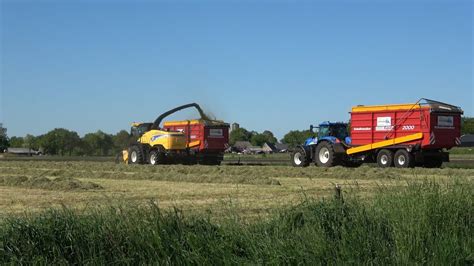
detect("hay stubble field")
(1, 158), (473, 219)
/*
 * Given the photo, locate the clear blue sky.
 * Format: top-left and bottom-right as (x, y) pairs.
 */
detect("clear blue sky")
(1, 0), (472, 140)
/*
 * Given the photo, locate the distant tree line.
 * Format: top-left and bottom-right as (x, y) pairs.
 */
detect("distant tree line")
(5, 128), (131, 156)
(229, 127), (314, 148)
(1, 117), (474, 155)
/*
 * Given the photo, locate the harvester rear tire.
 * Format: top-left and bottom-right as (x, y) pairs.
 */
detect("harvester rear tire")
(394, 149), (415, 168)
(128, 146), (144, 164)
(149, 149), (165, 165)
(291, 147), (309, 167)
(315, 142), (338, 167)
(376, 149), (393, 168)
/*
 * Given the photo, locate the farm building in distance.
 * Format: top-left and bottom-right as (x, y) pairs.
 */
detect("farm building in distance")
(232, 141), (289, 154)
(262, 142), (278, 153)
(7, 148), (42, 156)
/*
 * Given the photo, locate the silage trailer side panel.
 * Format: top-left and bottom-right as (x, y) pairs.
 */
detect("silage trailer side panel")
(349, 100), (463, 154)
(163, 120), (230, 152)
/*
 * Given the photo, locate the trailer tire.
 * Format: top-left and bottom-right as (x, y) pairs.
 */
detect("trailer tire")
(128, 146), (144, 164)
(394, 149), (415, 168)
(376, 149), (393, 168)
(291, 147), (309, 167)
(315, 142), (338, 167)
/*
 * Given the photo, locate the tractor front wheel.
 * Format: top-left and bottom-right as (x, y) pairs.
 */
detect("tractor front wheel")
(128, 146), (144, 164)
(291, 147), (309, 167)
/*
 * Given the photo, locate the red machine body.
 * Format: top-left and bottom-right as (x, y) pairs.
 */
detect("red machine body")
(163, 119), (230, 155)
(350, 102), (463, 150)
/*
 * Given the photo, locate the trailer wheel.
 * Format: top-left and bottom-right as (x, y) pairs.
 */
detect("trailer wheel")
(128, 146), (144, 164)
(315, 142), (337, 167)
(376, 149), (393, 168)
(149, 149), (165, 165)
(394, 149), (415, 168)
(291, 147), (309, 167)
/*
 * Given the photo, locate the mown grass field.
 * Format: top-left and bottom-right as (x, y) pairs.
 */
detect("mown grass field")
(0, 157), (473, 263)
(0, 159), (472, 217)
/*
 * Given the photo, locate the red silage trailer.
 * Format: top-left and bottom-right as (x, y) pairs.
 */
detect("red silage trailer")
(348, 99), (463, 167)
(163, 119), (230, 164)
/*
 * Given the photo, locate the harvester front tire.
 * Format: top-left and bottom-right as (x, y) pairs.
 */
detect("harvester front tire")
(315, 142), (338, 167)
(129, 146), (144, 164)
(394, 149), (415, 168)
(291, 147), (309, 167)
(376, 149), (393, 168)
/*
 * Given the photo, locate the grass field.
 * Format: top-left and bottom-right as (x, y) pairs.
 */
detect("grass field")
(0, 158), (473, 263)
(0, 159), (473, 217)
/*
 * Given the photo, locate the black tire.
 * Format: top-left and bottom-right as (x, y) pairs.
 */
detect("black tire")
(394, 149), (415, 168)
(423, 158), (443, 168)
(149, 149), (165, 165)
(376, 149), (393, 168)
(291, 147), (309, 167)
(128, 146), (144, 164)
(315, 142), (338, 167)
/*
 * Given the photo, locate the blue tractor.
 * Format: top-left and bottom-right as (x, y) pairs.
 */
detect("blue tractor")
(291, 122), (361, 167)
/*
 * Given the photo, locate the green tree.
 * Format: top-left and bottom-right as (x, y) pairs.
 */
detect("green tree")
(461, 117), (474, 135)
(23, 134), (40, 150)
(229, 128), (252, 145)
(0, 124), (9, 152)
(9, 136), (24, 148)
(83, 131), (114, 156)
(112, 130), (131, 153)
(39, 128), (81, 155)
(250, 130), (278, 146)
(281, 130), (314, 148)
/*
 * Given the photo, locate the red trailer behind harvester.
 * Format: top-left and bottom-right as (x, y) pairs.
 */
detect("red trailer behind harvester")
(163, 119), (230, 164)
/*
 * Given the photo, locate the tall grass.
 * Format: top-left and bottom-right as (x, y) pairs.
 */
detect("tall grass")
(0, 181), (472, 264)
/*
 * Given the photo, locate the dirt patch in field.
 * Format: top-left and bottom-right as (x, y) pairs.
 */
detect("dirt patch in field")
(0, 176), (103, 191)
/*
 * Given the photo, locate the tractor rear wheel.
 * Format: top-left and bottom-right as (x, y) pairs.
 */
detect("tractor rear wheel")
(376, 149), (393, 168)
(291, 147), (309, 167)
(394, 149), (415, 168)
(128, 146), (144, 164)
(315, 142), (338, 167)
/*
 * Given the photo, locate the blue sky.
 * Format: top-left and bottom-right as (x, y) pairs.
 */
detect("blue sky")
(1, 0), (472, 139)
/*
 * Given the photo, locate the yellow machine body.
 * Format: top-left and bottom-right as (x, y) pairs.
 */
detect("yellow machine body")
(137, 128), (187, 150)
(128, 122), (187, 150)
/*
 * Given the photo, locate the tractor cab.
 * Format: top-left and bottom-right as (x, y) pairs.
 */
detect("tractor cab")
(307, 122), (350, 146)
(130, 122), (152, 138)
(317, 122), (349, 141)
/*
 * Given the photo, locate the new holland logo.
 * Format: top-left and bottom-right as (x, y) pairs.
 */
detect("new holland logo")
(151, 135), (167, 142)
(429, 132), (436, 145)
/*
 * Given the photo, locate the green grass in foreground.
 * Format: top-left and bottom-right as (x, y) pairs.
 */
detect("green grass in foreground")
(0, 181), (472, 264)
